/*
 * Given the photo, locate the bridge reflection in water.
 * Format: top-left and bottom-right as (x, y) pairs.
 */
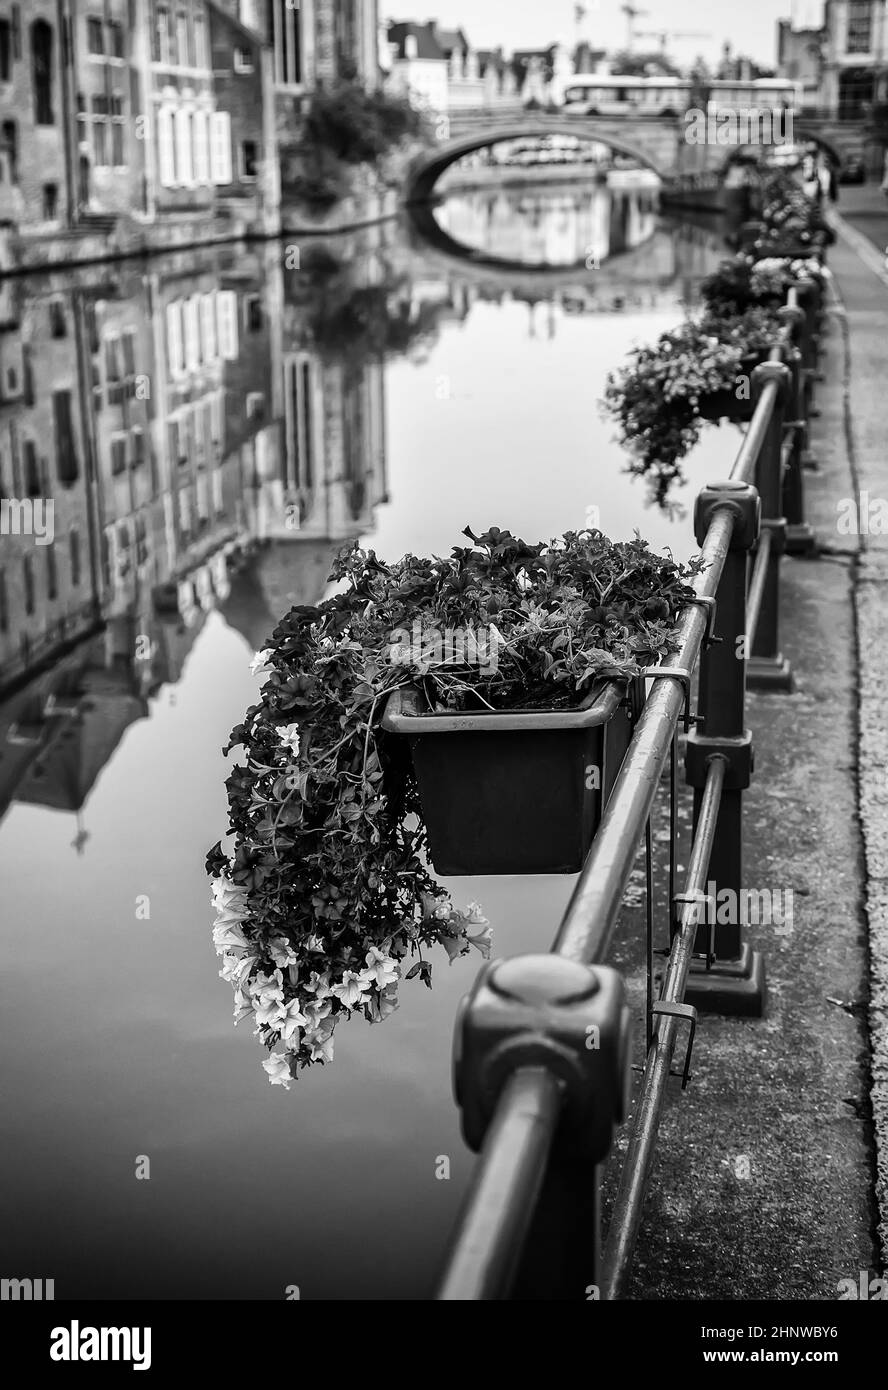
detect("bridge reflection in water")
(0, 180), (741, 1300)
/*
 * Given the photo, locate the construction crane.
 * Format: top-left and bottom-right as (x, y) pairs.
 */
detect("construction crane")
(637, 29), (712, 57)
(620, 4), (650, 53)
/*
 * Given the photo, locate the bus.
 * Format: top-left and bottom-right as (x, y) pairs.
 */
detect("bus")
(562, 76), (692, 117)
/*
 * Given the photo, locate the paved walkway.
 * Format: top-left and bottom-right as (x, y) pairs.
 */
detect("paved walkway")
(610, 196), (888, 1297)
(827, 185), (888, 1271)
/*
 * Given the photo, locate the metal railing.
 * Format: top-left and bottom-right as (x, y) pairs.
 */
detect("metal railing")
(436, 264), (825, 1300)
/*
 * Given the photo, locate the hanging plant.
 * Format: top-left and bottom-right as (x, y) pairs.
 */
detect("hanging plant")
(207, 527), (703, 1087)
(601, 304), (784, 484)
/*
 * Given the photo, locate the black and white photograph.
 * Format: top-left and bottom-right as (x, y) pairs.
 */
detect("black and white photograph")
(0, 0), (886, 1356)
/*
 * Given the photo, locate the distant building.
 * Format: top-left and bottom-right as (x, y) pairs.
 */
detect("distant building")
(385, 21), (449, 111)
(821, 0), (888, 118)
(776, 21), (825, 110)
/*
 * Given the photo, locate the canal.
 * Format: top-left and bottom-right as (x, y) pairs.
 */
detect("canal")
(0, 177), (744, 1299)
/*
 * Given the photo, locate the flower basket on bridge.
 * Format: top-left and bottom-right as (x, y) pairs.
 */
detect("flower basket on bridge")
(381, 678), (641, 876)
(695, 351), (764, 423)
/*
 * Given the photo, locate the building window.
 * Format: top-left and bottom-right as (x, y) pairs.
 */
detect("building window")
(70, 528), (81, 587)
(175, 10), (189, 67)
(107, 21), (124, 59)
(285, 357), (314, 490)
(154, 4), (171, 64)
(132, 427), (145, 468)
(110, 435), (127, 475)
(216, 290), (238, 358)
(1, 120), (17, 184)
(54, 391), (79, 485)
(193, 108), (210, 183)
(846, 2), (873, 54)
(23, 553), (34, 616)
(87, 16), (104, 55)
(46, 544), (57, 601)
(49, 300), (66, 337)
(269, 0), (302, 86)
(240, 139), (259, 179)
(166, 301), (185, 375)
(42, 183), (58, 220)
(24, 440), (39, 497)
(199, 293), (217, 360)
(245, 295), (263, 331)
(234, 46), (254, 73)
(0, 20), (11, 81)
(194, 14), (207, 68)
(0, 568), (7, 632)
(246, 392), (265, 420)
(31, 20), (54, 125)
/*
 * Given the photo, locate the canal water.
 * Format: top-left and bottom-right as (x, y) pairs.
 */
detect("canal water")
(0, 178), (742, 1299)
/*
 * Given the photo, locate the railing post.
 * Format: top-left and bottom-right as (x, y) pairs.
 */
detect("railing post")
(684, 480), (766, 1016)
(449, 954), (631, 1300)
(747, 360), (793, 691)
(778, 300), (817, 556)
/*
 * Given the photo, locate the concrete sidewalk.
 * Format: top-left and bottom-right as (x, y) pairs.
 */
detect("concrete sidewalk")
(827, 195), (888, 1271)
(605, 213), (887, 1298)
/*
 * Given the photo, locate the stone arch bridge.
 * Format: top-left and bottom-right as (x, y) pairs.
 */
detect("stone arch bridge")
(404, 109), (859, 203)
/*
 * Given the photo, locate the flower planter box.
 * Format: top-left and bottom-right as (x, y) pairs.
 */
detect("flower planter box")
(695, 352), (764, 423)
(381, 679), (642, 876)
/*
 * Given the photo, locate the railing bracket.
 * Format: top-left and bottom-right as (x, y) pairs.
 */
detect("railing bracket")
(651, 1000), (698, 1090)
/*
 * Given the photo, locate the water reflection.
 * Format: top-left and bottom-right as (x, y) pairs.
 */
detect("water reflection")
(0, 185), (738, 1298)
(433, 176), (660, 268)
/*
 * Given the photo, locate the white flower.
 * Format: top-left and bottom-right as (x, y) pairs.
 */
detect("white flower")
(232, 985), (252, 1024)
(463, 901), (489, 926)
(250, 649), (274, 677)
(267, 935), (298, 969)
(306, 1022), (335, 1063)
(250, 969), (287, 1027)
(212, 920), (250, 956)
(303, 998), (333, 1032)
(262, 1052), (295, 1088)
(219, 950), (256, 984)
(307, 970), (333, 1000)
(279, 998), (309, 1045)
(360, 946), (400, 991)
(277, 722), (300, 755)
(210, 876), (249, 926)
(330, 970), (371, 1010)
(467, 925), (493, 959)
(366, 985), (400, 1023)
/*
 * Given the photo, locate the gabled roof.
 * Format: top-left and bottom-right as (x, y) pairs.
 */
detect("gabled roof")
(435, 26), (470, 56)
(387, 21), (446, 62)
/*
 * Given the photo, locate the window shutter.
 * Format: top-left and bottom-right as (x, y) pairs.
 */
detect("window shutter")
(209, 110), (232, 184)
(158, 106), (176, 186)
(193, 108), (210, 184)
(184, 296), (200, 370)
(166, 301), (184, 377)
(199, 293), (217, 361)
(175, 107), (193, 185)
(216, 291), (238, 360)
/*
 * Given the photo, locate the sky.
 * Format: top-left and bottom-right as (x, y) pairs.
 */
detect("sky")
(380, 0), (827, 72)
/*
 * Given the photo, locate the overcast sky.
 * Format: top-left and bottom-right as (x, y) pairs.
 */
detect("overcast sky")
(380, 1), (826, 70)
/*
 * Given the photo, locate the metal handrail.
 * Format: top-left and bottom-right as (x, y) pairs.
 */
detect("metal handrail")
(436, 268), (822, 1301)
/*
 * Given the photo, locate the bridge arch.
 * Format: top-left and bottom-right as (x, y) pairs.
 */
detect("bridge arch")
(405, 122), (668, 203)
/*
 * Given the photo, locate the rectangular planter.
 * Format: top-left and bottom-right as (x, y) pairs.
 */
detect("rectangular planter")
(381, 679), (641, 876)
(696, 353), (763, 423)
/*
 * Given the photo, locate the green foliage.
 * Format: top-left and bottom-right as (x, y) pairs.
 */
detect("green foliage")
(208, 527), (702, 1084)
(304, 82), (429, 166)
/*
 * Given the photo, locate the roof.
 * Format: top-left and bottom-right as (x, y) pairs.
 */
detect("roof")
(435, 26), (470, 56)
(387, 22), (446, 62)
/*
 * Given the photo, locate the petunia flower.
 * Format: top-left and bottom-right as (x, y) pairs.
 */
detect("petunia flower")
(250, 649), (274, 677)
(277, 723), (300, 755)
(307, 970), (333, 1000)
(306, 1022), (335, 1063)
(262, 1052), (295, 1088)
(366, 986), (400, 1023)
(330, 970), (371, 1010)
(303, 998), (333, 1032)
(360, 946), (399, 991)
(279, 998), (309, 1045)
(467, 925), (493, 959)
